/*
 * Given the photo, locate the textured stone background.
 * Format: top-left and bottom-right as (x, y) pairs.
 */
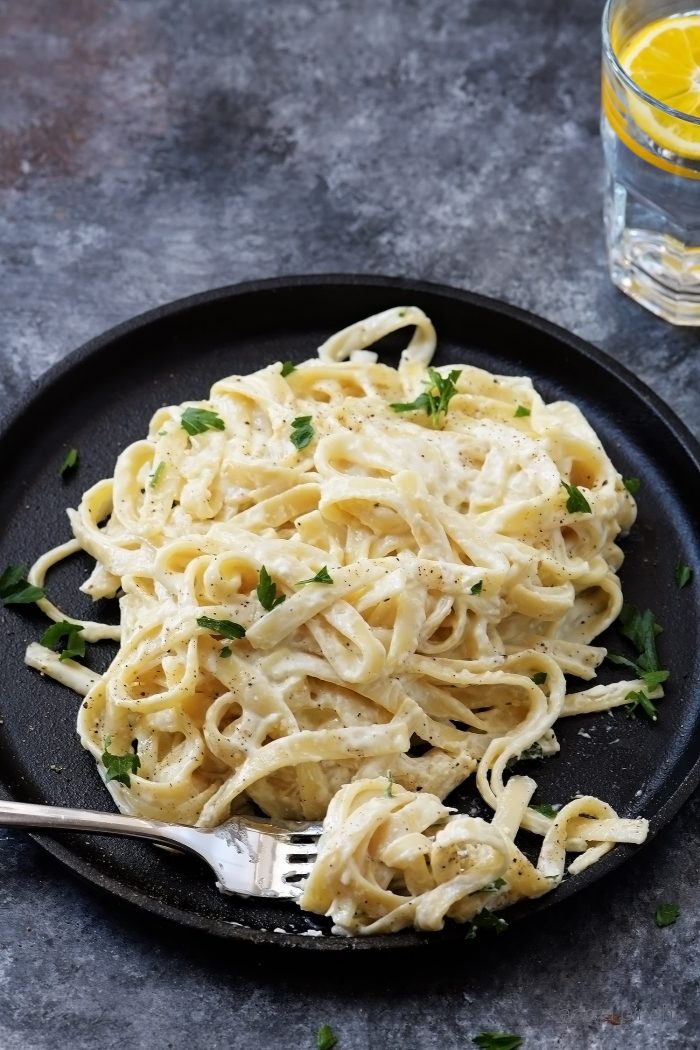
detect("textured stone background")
(1, 1), (699, 1048)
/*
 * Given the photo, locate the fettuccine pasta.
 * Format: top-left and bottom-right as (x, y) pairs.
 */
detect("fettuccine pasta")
(25, 306), (652, 935)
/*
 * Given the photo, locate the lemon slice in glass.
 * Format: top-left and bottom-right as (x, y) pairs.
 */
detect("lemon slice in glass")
(618, 13), (700, 160)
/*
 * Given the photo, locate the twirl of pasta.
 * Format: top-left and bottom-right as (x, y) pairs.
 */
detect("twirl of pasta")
(25, 307), (653, 935)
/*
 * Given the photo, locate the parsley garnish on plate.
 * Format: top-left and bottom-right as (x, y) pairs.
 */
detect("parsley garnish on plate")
(280, 360), (296, 377)
(149, 461), (166, 488)
(41, 620), (86, 662)
(654, 902), (680, 928)
(530, 802), (559, 818)
(102, 737), (140, 787)
(316, 1025), (338, 1050)
(514, 405), (530, 418)
(561, 480), (592, 514)
(180, 406), (225, 436)
(0, 565), (45, 605)
(470, 580), (483, 595)
(59, 448), (79, 477)
(466, 909), (509, 938)
(257, 566), (286, 611)
(297, 566), (333, 586)
(390, 367), (462, 428)
(531, 671), (547, 686)
(623, 477), (641, 495)
(290, 415), (315, 450)
(675, 562), (693, 589)
(606, 603), (668, 721)
(196, 616), (246, 640)
(473, 1034), (522, 1050)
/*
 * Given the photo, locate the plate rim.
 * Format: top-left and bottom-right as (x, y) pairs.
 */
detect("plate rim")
(2, 271), (700, 950)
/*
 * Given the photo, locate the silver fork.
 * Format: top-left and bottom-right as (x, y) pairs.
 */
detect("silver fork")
(0, 799), (322, 899)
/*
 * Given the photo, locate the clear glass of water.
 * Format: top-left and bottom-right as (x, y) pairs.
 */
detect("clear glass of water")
(602, 0), (700, 324)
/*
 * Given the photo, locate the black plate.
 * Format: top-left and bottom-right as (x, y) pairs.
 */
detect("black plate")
(1, 275), (699, 951)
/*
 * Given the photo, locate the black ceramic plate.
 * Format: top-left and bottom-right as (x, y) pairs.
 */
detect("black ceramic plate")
(1, 275), (699, 951)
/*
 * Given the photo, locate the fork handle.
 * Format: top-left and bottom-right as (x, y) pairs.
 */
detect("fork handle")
(0, 798), (192, 851)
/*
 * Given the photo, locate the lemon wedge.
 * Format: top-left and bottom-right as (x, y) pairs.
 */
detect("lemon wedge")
(618, 13), (700, 159)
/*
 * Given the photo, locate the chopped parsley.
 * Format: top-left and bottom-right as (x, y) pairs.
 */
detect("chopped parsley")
(654, 902), (680, 928)
(0, 564), (45, 605)
(297, 566), (333, 586)
(219, 646), (232, 659)
(102, 737), (140, 787)
(316, 1025), (338, 1050)
(624, 689), (658, 721)
(470, 580), (483, 596)
(180, 406), (225, 436)
(623, 477), (641, 495)
(531, 671), (547, 686)
(473, 1035), (522, 1050)
(519, 743), (544, 762)
(196, 616), (246, 640)
(466, 909), (509, 938)
(561, 480), (592, 514)
(606, 603), (668, 720)
(41, 620), (86, 662)
(514, 405), (530, 418)
(531, 803), (560, 818)
(257, 566), (286, 611)
(390, 367), (462, 428)
(486, 877), (507, 891)
(290, 415), (315, 450)
(149, 461), (166, 488)
(280, 360), (296, 377)
(675, 562), (693, 589)
(59, 448), (79, 476)
(384, 771), (395, 798)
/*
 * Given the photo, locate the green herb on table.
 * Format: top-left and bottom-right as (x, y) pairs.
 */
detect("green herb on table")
(466, 909), (509, 938)
(654, 902), (680, 928)
(390, 367), (462, 428)
(41, 620), (86, 662)
(514, 405), (530, 418)
(624, 689), (658, 721)
(180, 406), (225, 436)
(473, 1034), (522, 1050)
(0, 564), (45, 605)
(561, 480), (591, 514)
(102, 736), (141, 787)
(297, 566), (333, 586)
(316, 1024), (338, 1050)
(290, 415), (315, 450)
(59, 447), (79, 477)
(257, 565), (286, 611)
(196, 616), (246, 640)
(675, 562), (693, 589)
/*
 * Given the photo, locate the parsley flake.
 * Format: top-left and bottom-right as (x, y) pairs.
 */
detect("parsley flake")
(486, 877), (507, 891)
(390, 368), (462, 428)
(180, 406), (225, 436)
(59, 448), (79, 477)
(219, 646), (232, 658)
(297, 566), (333, 586)
(531, 802), (560, 818)
(41, 620), (86, 662)
(466, 909), (509, 939)
(624, 689), (658, 721)
(470, 580), (483, 596)
(675, 562), (693, 589)
(623, 477), (641, 495)
(290, 415), (315, 450)
(257, 566), (286, 611)
(473, 1035), (522, 1050)
(316, 1025), (338, 1050)
(561, 480), (592, 514)
(149, 461), (166, 488)
(196, 616), (246, 640)
(654, 902), (680, 928)
(0, 565), (45, 605)
(280, 360), (296, 377)
(619, 603), (663, 674)
(531, 671), (547, 686)
(514, 405), (530, 418)
(102, 737), (140, 787)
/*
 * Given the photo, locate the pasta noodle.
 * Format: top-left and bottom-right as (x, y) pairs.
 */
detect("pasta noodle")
(25, 306), (653, 935)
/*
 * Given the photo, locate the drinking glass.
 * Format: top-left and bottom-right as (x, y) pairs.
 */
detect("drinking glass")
(602, 0), (700, 324)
